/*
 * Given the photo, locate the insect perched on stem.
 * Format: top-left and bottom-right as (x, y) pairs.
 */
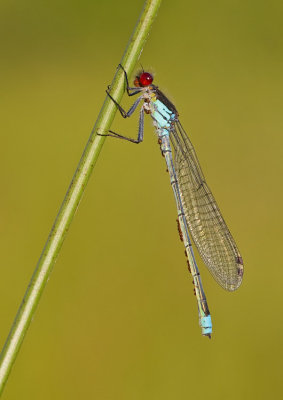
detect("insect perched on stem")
(100, 65), (244, 337)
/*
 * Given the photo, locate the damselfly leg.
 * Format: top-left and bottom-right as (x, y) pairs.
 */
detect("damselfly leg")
(98, 65), (145, 143)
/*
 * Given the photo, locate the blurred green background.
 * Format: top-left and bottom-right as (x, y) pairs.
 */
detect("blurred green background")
(0, 0), (282, 398)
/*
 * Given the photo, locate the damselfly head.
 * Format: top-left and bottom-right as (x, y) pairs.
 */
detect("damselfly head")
(134, 72), (154, 87)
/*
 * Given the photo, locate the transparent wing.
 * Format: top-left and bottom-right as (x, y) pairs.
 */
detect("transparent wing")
(170, 121), (243, 291)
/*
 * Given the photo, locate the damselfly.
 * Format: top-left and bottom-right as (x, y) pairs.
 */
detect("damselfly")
(101, 65), (244, 338)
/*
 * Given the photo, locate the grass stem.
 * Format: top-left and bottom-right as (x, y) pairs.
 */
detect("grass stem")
(0, 0), (162, 394)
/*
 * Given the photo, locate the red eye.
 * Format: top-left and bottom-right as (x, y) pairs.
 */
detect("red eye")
(139, 72), (153, 86)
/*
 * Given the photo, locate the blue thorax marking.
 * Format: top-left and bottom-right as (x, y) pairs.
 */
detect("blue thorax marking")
(151, 99), (175, 130)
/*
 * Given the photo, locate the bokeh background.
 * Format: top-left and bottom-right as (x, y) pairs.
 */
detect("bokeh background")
(0, 0), (282, 399)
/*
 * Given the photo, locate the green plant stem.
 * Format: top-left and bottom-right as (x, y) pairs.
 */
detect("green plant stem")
(0, 0), (162, 394)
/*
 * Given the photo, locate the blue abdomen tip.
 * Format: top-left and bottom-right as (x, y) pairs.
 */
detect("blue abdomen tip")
(200, 315), (212, 336)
